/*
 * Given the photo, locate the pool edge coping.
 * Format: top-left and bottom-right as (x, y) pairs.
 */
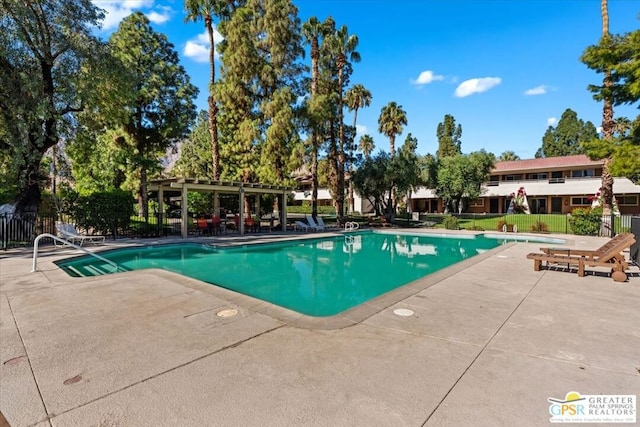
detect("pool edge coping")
(134, 241), (518, 331)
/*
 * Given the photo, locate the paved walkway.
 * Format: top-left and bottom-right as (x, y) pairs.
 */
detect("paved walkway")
(1, 231), (638, 426)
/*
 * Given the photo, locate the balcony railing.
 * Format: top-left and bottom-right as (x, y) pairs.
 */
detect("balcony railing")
(487, 176), (601, 186)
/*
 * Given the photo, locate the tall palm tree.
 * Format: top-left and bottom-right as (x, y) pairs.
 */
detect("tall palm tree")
(345, 83), (371, 213)
(358, 134), (375, 158)
(326, 24), (360, 219)
(345, 83), (372, 148)
(184, 0), (225, 181)
(599, 0), (615, 216)
(301, 17), (329, 219)
(378, 101), (407, 156)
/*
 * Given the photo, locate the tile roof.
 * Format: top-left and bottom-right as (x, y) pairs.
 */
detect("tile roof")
(493, 155), (602, 172)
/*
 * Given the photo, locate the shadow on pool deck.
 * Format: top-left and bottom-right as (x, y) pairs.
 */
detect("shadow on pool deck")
(1, 230), (639, 426)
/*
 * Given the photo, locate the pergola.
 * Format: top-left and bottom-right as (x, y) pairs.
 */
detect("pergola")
(148, 178), (295, 238)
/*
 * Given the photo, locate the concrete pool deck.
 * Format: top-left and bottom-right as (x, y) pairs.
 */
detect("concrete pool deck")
(1, 230), (638, 426)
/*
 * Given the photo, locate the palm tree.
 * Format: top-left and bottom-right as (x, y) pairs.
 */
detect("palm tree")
(358, 134), (375, 158)
(184, 0), (228, 181)
(378, 102), (407, 156)
(497, 151), (520, 161)
(345, 83), (372, 150)
(301, 17), (329, 219)
(326, 24), (360, 219)
(345, 83), (372, 213)
(599, 0), (615, 216)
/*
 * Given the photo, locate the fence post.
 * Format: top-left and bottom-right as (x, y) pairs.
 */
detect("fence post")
(611, 212), (616, 237)
(1, 213), (6, 250)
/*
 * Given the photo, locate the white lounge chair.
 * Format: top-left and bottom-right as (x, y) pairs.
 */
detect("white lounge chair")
(305, 215), (324, 231)
(55, 222), (105, 246)
(315, 216), (337, 230)
(294, 221), (312, 232)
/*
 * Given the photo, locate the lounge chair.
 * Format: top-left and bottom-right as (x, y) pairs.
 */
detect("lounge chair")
(315, 216), (338, 230)
(305, 215), (324, 231)
(55, 222), (106, 246)
(294, 221), (312, 232)
(526, 233), (635, 282)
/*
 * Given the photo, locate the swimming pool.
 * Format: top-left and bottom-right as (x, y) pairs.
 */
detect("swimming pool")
(56, 233), (507, 317)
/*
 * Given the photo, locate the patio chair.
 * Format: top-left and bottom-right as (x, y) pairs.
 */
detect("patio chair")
(305, 215), (324, 231)
(526, 233), (636, 282)
(55, 222), (105, 246)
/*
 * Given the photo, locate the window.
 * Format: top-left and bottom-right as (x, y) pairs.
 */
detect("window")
(618, 195), (638, 206)
(503, 174), (522, 181)
(469, 198), (484, 207)
(527, 173), (547, 180)
(571, 169), (595, 178)
(571, 197), (591, 206)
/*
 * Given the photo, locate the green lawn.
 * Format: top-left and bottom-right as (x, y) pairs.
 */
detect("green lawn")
(456, 214), (570, 234)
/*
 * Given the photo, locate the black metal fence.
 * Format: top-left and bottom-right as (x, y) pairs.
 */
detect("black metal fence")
(2, 211), (638, 250)
(413, 212), (634, 237)
(1, 213), (184, 250)
(631, 217), (639, 265)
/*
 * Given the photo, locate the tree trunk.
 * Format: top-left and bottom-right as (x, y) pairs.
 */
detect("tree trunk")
(310, 38), (319, 220)
(138, 168), (148, 219)
(206, 16), (220, 181)
(600, 0), (614, 215)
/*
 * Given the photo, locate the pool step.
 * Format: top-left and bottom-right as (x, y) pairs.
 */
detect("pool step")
(67, 263), (125, 277)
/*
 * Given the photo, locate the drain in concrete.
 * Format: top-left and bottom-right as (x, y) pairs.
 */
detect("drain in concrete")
(393, 308), (414, 317)
(217, 308), (239, 318)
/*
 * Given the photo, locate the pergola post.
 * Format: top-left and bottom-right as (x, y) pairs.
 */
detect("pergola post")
(181, 185), (188, 238)
(281, 189), (288, 232)
(238, 187), (245, 235)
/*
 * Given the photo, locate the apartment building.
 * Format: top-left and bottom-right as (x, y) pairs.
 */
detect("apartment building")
(411, 155), (640, 215)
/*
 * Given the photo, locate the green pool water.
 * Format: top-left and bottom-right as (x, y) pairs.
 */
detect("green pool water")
(56, 232), (503, 317)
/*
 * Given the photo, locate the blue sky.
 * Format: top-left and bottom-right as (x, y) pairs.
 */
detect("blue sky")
(92, 0), (639, 159)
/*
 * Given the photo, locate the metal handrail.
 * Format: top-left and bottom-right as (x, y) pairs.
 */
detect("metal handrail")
(344, 221), (360, 231)
(32, 233), (121, 273)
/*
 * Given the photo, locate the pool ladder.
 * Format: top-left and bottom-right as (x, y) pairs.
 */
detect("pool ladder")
(344, 221), (359, 231)
(31, 233), (122, 273)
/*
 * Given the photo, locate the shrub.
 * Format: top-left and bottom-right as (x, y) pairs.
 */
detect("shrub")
(287, 205), (336, 215)
(568, 207), (602, 236)
(530, 220), (549, 233)
(465, 225), (484, 231)
(443, 215), (459, 230)
(74, 190), (135, 236)
(496, 219), (515, 232)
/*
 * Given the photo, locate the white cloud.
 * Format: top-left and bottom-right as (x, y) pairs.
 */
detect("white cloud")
(412, 70), (444, 86)
(183, 29), (223, 63)
(93, 1), (173, 30)
(356, 124), (367, 136)
(596, 126), (603, 134)
(547, 117), (557, 126)
(147, 9), (171, 24)
(454, 77), (501, 97)
(524, 85), (547, 96)
(94, 0), (153, 30)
